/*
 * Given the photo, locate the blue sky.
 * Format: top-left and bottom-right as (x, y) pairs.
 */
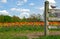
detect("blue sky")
(0, 0), (60, 18)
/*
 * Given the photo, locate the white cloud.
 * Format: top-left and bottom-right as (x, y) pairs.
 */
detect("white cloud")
(47, 0), (56, 4)
(23, 0), (27, 2)
(48, 0), (56, 9)
(39, 7), (44, 10)
(19, 13), (30, 19)
(1, 0), (7, 3)
(11, 8), (30, 12)
(10, 8), (16, 11)
(20, 9), (30, 12)
(47, 0), (56, 6)
(10, 8), (20, 11)
(39, 6), (52, 10)
(10, 8), (30, 18)
(0, 10), (9, 15)
(17, 0), (27, 6)
(18, 8), (30, 18)
(39, 0), (56, 10)
(17, 1), (23, 6)
(29, 3), (35, 6)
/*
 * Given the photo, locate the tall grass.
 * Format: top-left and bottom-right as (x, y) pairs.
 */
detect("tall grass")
(0, 25), (44, 32)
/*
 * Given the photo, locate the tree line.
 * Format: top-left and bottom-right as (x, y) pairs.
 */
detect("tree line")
(0, 14), (43, 23)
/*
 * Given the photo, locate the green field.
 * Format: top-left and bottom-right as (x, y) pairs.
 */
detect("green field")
(0, 26), (60, 39)
(0, 26), (43, 39)
(0, 25), (44, 32)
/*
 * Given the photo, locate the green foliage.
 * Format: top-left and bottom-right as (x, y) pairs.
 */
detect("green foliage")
(4, 15), (12, 22)
(0, 14), (42, 22)
(0, 26), (44, 32)
(0, 15), (12, 22)
(11, 16), (21, 22)
(0, 15), (4, 22)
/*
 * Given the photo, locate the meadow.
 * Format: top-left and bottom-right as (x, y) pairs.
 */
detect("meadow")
(0, 21), (60, 39)
(0, 25), (44, 39)
(0, 25), (60, 39)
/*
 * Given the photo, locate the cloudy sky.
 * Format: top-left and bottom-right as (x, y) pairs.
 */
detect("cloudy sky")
(0, 0), (60, 18)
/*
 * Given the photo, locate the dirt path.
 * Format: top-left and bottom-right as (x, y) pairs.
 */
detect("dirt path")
(27, 31), (60, 39)
(0, 31), (60, 39)
(49, 31), (60, 35)
(12, 31), (60, 39)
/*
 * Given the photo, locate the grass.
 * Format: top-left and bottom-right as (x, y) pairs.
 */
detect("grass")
(0, 35), (28, 39)
(0, 25), (44, 32)
(33, 35), (60, 39)
(0, 25), (44, 39)
(0, 25), (60, 32)
(0, 25), (60, 39)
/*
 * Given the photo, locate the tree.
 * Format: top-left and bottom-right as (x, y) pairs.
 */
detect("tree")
(12, 16), (21, 22)
(4, 15), (12, 22)
(0, 15), (4, 23)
